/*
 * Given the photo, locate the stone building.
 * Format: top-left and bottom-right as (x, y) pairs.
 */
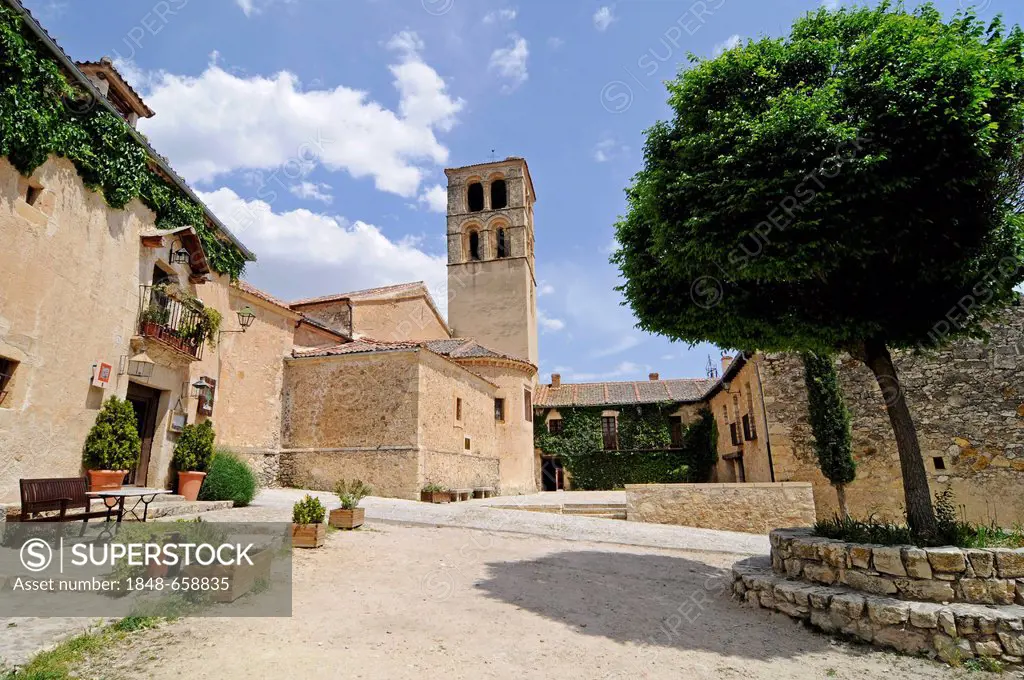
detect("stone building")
(0, 2), (539, 502)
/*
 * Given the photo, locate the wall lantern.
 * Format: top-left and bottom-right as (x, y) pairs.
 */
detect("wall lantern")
(219, 306), (257, 339)
(170, 247), (191, 265)
(119, 351), (155, 378)
(191, 376), (213, 399)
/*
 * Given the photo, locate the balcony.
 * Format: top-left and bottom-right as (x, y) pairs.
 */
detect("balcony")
(137, 285), (206, 360)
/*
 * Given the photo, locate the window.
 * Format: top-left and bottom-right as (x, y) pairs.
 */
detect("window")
(742, 414), (757, 441)
(494, 398), (505, 422)
(25, 185), (43, 207)
(745, 383), (757, 439)
(602, 416), (618, 451)
(548, 418), (564, 435)
(729, 422), (741, 447)
(467, 182), (484, 212)
(0, 357), (16, 406)
(469, 231), (481, 261)
(669, 415), (683, 448)
(491, 179), (507, 209)
(465, 437), (472, 450)
(456, 397), (463, 422)
(933, 456), (947, 471)
(524, 389), (532, 422)
(496, 228), (510, 258)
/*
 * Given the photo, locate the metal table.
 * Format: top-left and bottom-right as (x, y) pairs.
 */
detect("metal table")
(86, 488), (173, 523)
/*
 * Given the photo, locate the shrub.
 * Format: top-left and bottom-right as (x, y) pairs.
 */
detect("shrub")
(82, 396), (140, 471)
(335, 479), (372, 510)
(292, 495), (326, 524)
(421, 482), (446, 493)
(172, 420), (215, 472)
(198, 450), (258, 506)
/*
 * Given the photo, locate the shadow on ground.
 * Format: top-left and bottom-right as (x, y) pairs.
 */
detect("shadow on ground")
(476, 550), (851, 663)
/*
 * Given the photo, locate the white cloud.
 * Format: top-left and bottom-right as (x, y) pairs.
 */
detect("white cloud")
(483, 8), (517, 24)
(547, 37), (565, 50)
(593, 6), (615, 32)
(590, 335), (641, 358)
(713, 34), (743, 56)
(136, 32), (463, 198)
(538, 310), (566, 333)
(289, 181), (333, 204)
(821, 0), (840, 8)
(563, 361), (650, 383)
(235, 0), (294, 16)
(593, 135), (628, 163)
(489, 35), (529, 93)
(199, 187), (449, 316)
(537, 282), (555, 296)
(418, 184), (448, 213)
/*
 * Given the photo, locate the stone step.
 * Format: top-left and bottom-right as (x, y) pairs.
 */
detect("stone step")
(140, 500), (235, 520)
(732, 561), (1024, 667)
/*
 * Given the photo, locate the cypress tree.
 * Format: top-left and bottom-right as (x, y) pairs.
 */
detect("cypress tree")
(802, 352), (856, 518)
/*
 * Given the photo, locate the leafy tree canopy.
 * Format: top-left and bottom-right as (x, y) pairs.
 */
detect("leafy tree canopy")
(614, 2), (1024, 356)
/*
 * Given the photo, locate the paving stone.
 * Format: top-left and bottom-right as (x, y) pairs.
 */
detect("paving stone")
(926, 547), (967, 574)
(901, 547), (932, 579)
(967, 549), (995, 578)
(872, 546), (908, 577)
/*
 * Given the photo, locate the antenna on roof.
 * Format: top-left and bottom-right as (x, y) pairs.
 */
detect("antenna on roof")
(705, 355), (719, 379)
(488, 148), (497, 162)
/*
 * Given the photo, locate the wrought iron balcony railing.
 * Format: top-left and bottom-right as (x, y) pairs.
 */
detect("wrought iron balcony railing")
(137, 285), (205, 360)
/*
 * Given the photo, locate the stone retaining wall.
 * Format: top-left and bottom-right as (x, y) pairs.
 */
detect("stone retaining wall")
(771, 528), (1024, 605)
(625, 483), (816, 534)
(733, 562), (1024, 666)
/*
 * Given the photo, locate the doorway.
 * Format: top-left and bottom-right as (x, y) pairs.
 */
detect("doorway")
(126, 382), (162, 486)
(541, 456), (564, 492)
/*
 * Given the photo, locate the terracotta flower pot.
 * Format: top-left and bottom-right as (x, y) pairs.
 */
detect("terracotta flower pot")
(420, 491), (450, 504)
(292, 523), (325, 549)
(87, 469), (126, 492)
(177, 470), (207, 501)
(329, 507), (365, 530)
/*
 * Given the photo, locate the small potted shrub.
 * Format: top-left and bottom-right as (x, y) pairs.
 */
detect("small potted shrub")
(82, 396), (140, 491)
(420, 482), (450, 504)
(172, 420), (215, 501)
(329, 479), (371, 529)
(199, 449), (259, 506)
(292, 495), (326, 548)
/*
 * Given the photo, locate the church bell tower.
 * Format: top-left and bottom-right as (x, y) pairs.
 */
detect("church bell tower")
(445, 157), (538, 366)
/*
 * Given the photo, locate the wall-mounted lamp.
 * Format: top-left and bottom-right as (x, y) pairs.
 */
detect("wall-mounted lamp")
(219, 306), (257, 339)
(170, 247), (190, 265)
(119, 351), (156, 378)
(191, 376), (213, 400)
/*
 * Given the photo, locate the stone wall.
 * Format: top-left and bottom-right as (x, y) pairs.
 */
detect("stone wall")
(625, 482), (816, 534)
(354, 296), (449, 342)
(771, 528), (1024, 605)
(758, 306), (1024, 525)
(281, 448), (421, 500)
(420, 449), (500, 491)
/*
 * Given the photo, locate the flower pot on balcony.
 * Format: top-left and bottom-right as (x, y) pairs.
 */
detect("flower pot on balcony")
(177, 470), (207, 501)
(329, 507), (365, 530)
(87, 469), (126, 492)
(141, 321), (161, 337)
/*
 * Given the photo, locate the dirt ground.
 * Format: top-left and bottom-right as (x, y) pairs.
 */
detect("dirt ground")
(74, 522), (966, 680)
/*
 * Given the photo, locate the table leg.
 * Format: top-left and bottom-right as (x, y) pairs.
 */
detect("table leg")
(116, 496), (126, 523)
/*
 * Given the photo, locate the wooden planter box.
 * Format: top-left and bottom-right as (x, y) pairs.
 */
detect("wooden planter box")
(329, 507), (365, 530)
(291, 522), (326, 548)
(181, 547), (273, 603)
(420, 491), (450, 504)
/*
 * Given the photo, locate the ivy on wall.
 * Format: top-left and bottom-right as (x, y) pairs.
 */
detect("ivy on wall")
(534, 404), (719, 490)
(0, 6), (247, 279)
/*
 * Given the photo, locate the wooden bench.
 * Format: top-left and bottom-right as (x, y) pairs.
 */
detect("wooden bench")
(19, 477), (110, 523)
(451, 488), (473, 502)
(473, 487), (495, 499)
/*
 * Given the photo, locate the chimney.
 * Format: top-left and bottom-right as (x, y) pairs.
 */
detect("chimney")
(721, 354), (733, 375)
(649, 372), (659, 381)
(551, 373), (561, 388)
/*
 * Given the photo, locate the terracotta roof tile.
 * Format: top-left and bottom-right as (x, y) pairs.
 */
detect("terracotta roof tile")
(292, 339), (420, 359)
(534, 378), (714, 408)
(234, 280), (292, 311)
(291, 282), (427, 307)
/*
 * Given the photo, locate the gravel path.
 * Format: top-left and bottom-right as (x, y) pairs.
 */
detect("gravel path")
(71, 523), (961, 680)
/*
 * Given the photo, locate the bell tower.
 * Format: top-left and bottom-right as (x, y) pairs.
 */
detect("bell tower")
(445, 157), (538, 366)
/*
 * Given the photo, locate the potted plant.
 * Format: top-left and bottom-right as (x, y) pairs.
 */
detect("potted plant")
(329, 479), (371, 529)
(172, 420), (215, 501)
(82, 396), (140, 491)
(420, 482), (450, 504)
(292, 495), (326, 548)
(140, 302), (169, 336)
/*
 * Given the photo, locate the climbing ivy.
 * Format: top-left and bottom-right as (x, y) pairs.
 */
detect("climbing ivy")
(534, 404), (718, 489)
(0, 6), (246, 279)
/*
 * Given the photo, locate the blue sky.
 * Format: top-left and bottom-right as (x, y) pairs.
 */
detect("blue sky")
(23, 0), (1011, 383)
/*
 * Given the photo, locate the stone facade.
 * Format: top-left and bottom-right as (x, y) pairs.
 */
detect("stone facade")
(625, 482), (816, 534)
(754, 306), (1024, 524)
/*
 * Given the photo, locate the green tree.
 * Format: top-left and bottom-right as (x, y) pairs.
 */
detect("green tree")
(613, 3), (1024, 534)
(82, 396), (141, 471)
(802, 353), (856, 518)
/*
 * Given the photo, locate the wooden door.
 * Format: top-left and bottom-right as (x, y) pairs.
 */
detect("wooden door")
(126, 383), (161, 486)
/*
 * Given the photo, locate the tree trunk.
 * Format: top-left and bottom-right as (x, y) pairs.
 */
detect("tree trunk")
(857, 338), (937, 536)
(835, 484), (850, 520)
